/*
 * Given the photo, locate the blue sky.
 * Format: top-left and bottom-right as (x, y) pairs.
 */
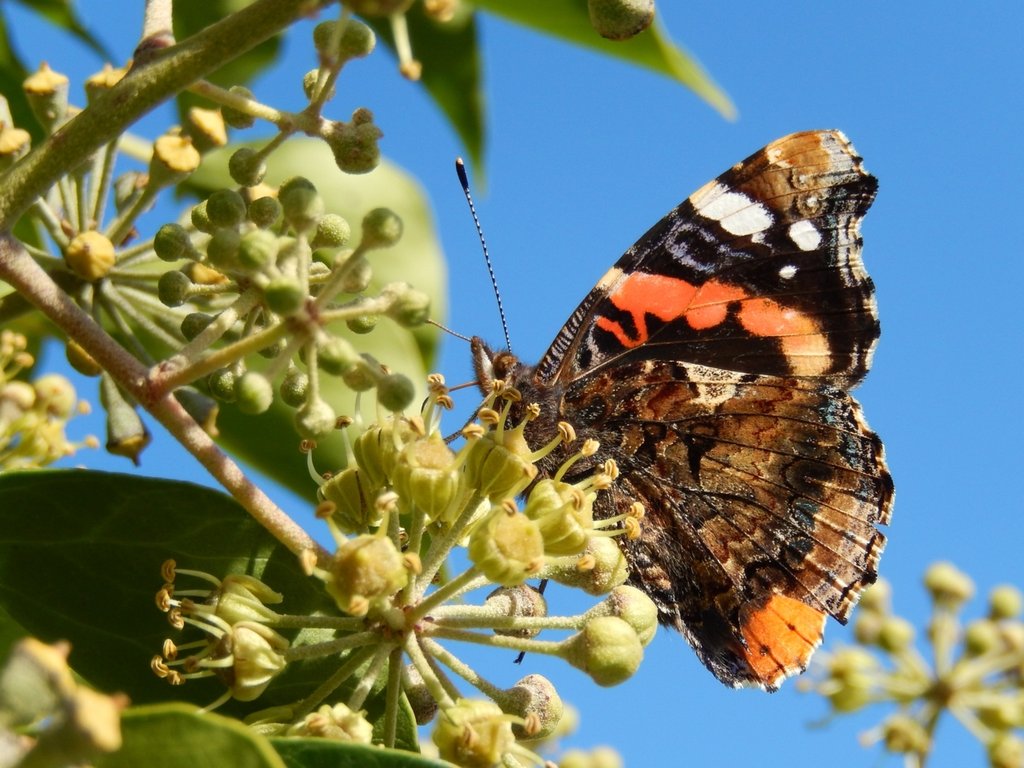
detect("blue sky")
(11, 2), (1024, 766)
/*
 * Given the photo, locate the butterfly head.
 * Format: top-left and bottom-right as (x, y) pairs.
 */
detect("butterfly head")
(470, 336), (523, 394)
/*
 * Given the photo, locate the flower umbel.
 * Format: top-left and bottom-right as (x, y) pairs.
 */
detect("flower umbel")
(801, 563), (1024, 767)
(154, 378), (654, 765)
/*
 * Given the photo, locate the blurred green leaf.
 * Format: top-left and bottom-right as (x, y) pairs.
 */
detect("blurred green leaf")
(272, 738), (443, 768)
(369, 4), (484, 170)
(471, 0), (733, 118)
(97, 704), (286, 768)
(0, 470), (417, 749)
(0, 14), (40, 142)
(12, 0), (111, 59)
(190, 140), (445, 497)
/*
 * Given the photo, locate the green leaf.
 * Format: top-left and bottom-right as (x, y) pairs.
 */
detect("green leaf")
(189, 140), (445, 497)
(0, 470), (417, 750)
(272, 738), (444, 768)
(97, 703), (286, 768)
(369, 5), (484, 170)
(11, 0), (112, 60)
(0, 13), (41, 143)
(472, 0), (735, 119)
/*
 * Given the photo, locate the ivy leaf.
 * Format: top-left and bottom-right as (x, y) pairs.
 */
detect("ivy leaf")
(272, 738), (444, 768)
(97, 703), (286, 768)
(368, 4), (484, 170)
(11, 0), (111, 60)
(0, 470), (417, 749)
(472, 0), (734, 119)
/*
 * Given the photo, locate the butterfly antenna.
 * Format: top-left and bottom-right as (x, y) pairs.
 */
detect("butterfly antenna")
(456, 158), (512, 353)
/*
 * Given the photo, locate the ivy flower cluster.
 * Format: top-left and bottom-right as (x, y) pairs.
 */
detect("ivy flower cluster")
(3, 14), (424, 463)
(0, 330), (95, 470)
(801, 562), (1024, 768)
(153, 377), (657, 767)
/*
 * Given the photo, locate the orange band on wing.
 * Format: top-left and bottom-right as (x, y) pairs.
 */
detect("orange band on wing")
(739, 593), (826, 688)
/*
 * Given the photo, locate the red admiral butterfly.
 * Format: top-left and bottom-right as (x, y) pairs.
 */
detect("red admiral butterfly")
(472, 130), (893, 690)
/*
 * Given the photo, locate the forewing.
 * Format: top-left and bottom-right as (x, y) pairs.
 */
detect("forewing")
(535, 130), (879, 388)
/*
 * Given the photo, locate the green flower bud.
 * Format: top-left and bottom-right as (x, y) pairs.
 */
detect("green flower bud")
(248, 196), (283, 229)
(65, 340), (101, 377)
(432, 699), (514, 768)
(321, 467), (383, 533)
(279, 368), (309, 408)
(853, 612), (883, 646)
(190, 200), (215, 234)
(113, 171), (144, 213)
(205, 189), (247, 229)
(463, 432), (538, 502)
(989, 584), (1023, 620)
(352, 420), (414, 488)
(468, 505), (545, 586)
(84, 64), (126, 102)
(341, 356), (380, 392)
(64, 231), (115, 281)
(314, 19), (376, 62)
(211, 574), (284, 626)
(185, 106), (227, 153)
(236, 371), (274, 414)
(963, 618), (1001, 656)
(392, 434), (460, 523)
(880, 713), (930, 756)
(989, 734), (1024, 768)
(33, 374), (77, 419)
(222, 85), (256, 129)
(153, 223), (196, 262)
(876, 616), (915, 653)
(383, 282), (431, 327)
(346, 314), (378, 334)
(823, 647), (877, 713)
(286, 702), (373, 742)
(542, 537), (628, 595)
(312, 213), (351, 249)
(923, 561), (974, 609)
(295, 397), (337, 440)
(587, 0), (654, 40)
(238, 229), (280, 270)
(0, 123), (31, 169)
(280, 180), (324, 233)
(23, 63), (69, 131)
(523, 478), (593, 556)
(586, 586), (658, 646)
(218, 622), (288, 702)
(206, 228), (242, 270)
(318, 337), (360, 376)
(100, 373), (150, 464)
(977, 698), (1023, 732)
(503, 674), (563, 741)
(228, 147), (267, 187)
(263, 277), (305, 315)
(377, 373), (415, 412)
(857, 579), (891, 616)
(562, 616), (643, 686)
(324, 113), (382, 175)
(326, 534), (408, 615)
(150, 132), (201, 185)
(207, 368), (237, 402)
(336, 252), (372, 293)
(485, 584), (547, 639)
(180, 312), (214, 341)
(157, 269), (193, 307)
(360, 207), (402, 249)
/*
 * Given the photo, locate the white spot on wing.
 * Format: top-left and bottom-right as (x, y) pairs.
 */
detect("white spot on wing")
(788, 220), (822, 251)
(691, 182), (773, 236)
(778, 264), (798, 280)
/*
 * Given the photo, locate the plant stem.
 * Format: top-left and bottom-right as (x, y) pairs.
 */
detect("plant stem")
(0, 235), (326, 563)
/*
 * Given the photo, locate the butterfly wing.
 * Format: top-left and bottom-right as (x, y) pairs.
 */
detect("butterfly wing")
(523, 130), (891, 689)
(534, 130), (879, 389)
(560, 360), (893, 689)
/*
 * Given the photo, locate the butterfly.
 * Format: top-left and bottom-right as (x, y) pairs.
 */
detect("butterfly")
(471, 130), (894, 690)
